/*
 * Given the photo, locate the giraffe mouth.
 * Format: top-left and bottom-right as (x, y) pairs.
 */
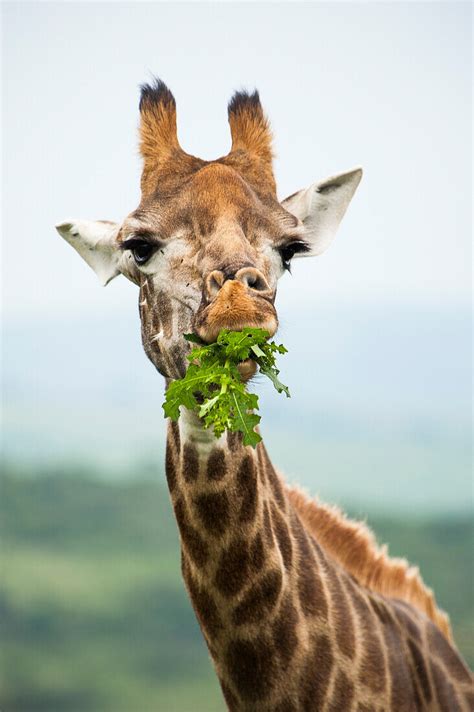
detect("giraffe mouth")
(194, 299), (278, 344)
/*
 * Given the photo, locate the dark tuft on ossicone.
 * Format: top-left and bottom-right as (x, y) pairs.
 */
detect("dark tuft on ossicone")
(228, 89), (262, 118)
(139, 77), (176, 113)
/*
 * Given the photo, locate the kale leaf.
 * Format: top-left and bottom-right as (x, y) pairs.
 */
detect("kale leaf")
(162, 328), (290, 447)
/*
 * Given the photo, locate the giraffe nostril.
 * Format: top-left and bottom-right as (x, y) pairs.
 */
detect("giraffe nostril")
(206, 270), (226, 299)
(206, 267), (269, 299)
(236, 267), (269, 293)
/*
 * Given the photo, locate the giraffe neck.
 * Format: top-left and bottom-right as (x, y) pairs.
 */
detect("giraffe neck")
(164, 412), (473, 711)
(165, 410), (335, 709)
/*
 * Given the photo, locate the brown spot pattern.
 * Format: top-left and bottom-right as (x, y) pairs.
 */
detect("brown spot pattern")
(349, 587), (387, 694)
(327, 668), (354, 712)
(236, 454), (258, 522)
(220, 681), (238, 711)
(382, 619), (415, 709)
(427, 621), (472, 683)
(263, 501), (275, 548)
(326, 566), (356, 659)
(358, 632), (386, 693)
(225, 635), (276, 702)
(165, 443), (176, 493)
(370, 596), (394, 626)
(392, 603), (422, 643)
(266, 462), (286, 509)
(169, 419), (180, 451)
(214, 538), (250, 598)
(274, 701), (298, 712)
(232, 568), (282, 625)
(409, 666), (424, 710)
(194, 491), (230, 536)
(293, 515), (328, 619)
(206, 448), (226, 481)
(431, 659), (463, 712)
(227, 430), (242, 451)
(407, 638), (432, 703)
(273, 595), (298, 667)
(174, 498), (208, 567)
(250, 531), (265, 572)
(185, 571), (222, 638)
(464, 689), (474, 709)
(299, 634), (334, 710)
(182, 442), (199, 482)
(272, 502), (293, 570)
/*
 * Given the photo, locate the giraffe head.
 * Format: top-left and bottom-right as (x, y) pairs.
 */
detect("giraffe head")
(57, 79), (362, 380)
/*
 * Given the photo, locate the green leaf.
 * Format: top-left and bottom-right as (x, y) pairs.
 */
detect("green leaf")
(259, 365), (291, 398)
(161, 328), (289, 448)
(198, 394), (220, 417)
(229, 391), (262, 447)
(183, 333), (204, 344)
(250, 344), (266, 358)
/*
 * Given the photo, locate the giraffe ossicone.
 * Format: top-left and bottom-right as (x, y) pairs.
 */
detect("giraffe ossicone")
(57, 77), (473, 710)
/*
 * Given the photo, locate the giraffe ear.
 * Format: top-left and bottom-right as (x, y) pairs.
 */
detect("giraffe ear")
(281, 167), (363, 256)
(56, 219), (121, 286)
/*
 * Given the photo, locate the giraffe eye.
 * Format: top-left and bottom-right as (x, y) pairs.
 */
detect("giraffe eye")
(121, 238), (157, 265)
(278, 241), (310, 271)
(132, 241), (154, 265)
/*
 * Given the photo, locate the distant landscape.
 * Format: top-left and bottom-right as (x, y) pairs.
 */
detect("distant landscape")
(2, 467), (473, 712)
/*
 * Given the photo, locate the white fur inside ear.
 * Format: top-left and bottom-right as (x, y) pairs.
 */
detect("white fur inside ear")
(281, 167), (363, 256)
(56, 219), (121, 285)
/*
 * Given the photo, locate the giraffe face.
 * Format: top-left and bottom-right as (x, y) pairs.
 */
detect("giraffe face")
(56, 79), (362, 380)
(115, 162), (309, 378)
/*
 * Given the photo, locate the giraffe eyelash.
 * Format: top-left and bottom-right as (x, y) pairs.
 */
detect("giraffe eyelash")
(121, 236), (162, 266)
(120, 234), (160, 251)
(278, 240), (311, 271)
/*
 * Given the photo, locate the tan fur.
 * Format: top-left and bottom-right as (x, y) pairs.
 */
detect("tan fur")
(286, 484), (453, 640)
(228, 99), (274, 165)
(195, 279), (277, 343)
(137, 83), (277, 202)
(221, 93), (277, 199)
(138, 83), (207, 198)
(139, 89), (178, 165)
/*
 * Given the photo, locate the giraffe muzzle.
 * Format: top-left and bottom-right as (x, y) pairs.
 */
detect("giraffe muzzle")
(194, 279), (278, 344)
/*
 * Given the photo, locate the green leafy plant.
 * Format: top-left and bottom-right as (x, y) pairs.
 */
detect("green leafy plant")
(162, 328), (290, 447)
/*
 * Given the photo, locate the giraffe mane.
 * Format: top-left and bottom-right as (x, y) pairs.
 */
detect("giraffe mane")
(286, 484), (453, 641)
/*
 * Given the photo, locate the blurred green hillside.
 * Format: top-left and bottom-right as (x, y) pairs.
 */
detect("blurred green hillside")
(1, 467), (473, 712)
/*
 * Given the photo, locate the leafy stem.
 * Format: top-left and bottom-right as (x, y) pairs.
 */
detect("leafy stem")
(162, 328), (290, 448)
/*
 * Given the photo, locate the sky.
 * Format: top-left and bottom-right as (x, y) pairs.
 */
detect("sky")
(2, 1), (471, 321)
(2, 2), (472, 511)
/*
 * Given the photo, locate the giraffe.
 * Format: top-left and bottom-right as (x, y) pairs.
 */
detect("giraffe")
(56, 79), (473, 711)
